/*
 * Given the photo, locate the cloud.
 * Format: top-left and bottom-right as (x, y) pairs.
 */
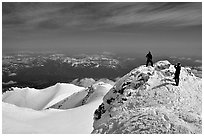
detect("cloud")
(9, 73), (17, 76)
(195, 59), (202, 63)
(170, 56), (177, 59)
(179, 57), (186, 60)
(105, 3), (201, 27)
(2, 80), (17, 85)
(170, 56), (194, 61)
(2, 2), (201, 33)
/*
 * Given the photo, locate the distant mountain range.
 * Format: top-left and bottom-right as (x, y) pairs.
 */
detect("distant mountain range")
(2, 52), (202, 93)
(2, 52), (122, 92)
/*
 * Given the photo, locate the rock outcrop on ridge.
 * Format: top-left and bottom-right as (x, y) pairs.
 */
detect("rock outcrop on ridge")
(92, 60), (202, 134)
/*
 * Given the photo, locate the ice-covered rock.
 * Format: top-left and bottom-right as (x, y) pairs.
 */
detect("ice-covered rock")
(92, 60), (202, 134)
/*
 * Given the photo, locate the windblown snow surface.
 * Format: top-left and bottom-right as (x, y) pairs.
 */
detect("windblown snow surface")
(92, 60), (202, 134)
(2, 82), (112, 133)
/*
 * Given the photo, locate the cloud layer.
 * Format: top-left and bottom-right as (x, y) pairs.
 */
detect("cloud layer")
(3, 2), (202, 32)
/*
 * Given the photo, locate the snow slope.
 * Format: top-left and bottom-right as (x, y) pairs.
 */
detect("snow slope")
(2, 82), (112, 134)
(92, 60), (202, 134)
(2, 83), (85, 110)
(48, 82), (112, 109)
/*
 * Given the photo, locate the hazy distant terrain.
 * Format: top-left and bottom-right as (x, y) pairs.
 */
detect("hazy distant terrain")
(2, 51), (201, 93)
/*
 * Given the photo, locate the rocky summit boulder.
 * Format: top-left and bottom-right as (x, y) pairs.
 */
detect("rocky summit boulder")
(92, 60), (202, 134)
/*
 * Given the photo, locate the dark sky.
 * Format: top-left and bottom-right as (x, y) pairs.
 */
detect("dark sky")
(2, 2), (202, 57)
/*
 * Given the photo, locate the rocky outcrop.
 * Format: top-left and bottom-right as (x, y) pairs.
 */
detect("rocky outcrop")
(92, 60), (202, 134)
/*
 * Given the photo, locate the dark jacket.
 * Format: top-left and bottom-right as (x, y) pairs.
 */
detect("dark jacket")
(174, 65), (181, 78)
(146, 53), (152, 60)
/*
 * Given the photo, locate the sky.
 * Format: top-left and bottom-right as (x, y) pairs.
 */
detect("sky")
(2, 2), (202, 57)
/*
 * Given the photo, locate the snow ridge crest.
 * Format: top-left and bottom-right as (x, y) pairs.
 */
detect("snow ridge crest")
(92, 60), (202, 134)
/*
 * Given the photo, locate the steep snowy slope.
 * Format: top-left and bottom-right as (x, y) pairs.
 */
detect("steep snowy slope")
(47, 82), (112, 109)
(2, 83), (85, 110)
(92, 60), (202, 134)
(2, 82), (112, 134)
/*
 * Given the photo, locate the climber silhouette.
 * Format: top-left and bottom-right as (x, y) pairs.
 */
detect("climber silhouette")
(146, 51), (153, 67)
(174, 62), (181, 86)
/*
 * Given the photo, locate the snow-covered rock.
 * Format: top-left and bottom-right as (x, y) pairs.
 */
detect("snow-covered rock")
(71, 78), (96, 87)
(92, 60), (202, 134)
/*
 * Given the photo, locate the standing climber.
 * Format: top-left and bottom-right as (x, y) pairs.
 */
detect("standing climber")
(146, 51), (153, 67)
(174, 62), (181, 86)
